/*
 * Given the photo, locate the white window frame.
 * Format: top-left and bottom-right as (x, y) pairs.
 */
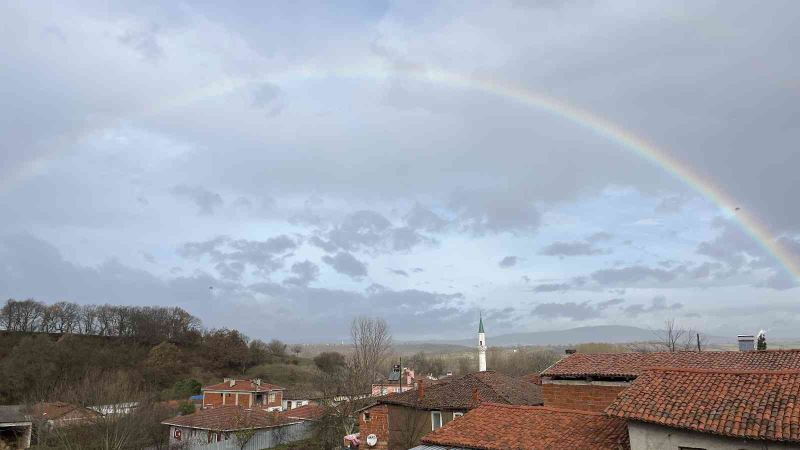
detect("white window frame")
(431, 411), (443, 430)
(453, 412), (464, 419)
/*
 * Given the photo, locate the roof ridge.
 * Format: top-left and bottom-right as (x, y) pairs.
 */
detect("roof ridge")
(644, 366), (800, 375)
(480, 402), (605, 416)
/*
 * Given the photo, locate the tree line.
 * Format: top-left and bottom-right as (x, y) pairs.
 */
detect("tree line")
(0, 298), (201, 345)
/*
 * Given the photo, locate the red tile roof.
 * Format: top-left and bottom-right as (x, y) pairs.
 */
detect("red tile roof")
(421, 403), (630, 450)
(605, 367), (800, 443)
(162, 405), (297, 431)
(202, 379), (284, 393)
(281, 404), (324, 421)
(541, 350), (800, 379)
(380, 371), (543, 410)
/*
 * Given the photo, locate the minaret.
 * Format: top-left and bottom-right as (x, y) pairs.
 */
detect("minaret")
(478, 314), (487, 372)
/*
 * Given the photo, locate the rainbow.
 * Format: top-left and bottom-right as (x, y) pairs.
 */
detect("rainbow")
(7, 63), (800, 282)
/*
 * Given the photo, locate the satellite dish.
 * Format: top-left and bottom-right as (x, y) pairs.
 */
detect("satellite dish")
(366, 434), (378, 447)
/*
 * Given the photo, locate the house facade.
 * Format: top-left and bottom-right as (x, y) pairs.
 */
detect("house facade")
(371, 367), (415, 396)
(201, 379), (284, 411)
(358, 371), (543, 450)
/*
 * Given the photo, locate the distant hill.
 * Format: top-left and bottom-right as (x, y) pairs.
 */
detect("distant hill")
(429, 325), (728, 347)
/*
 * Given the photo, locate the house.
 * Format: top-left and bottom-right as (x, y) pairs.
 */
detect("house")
(281, 388), (323, 410)
(411, 403), (630, 450)
(0, 405), (32, 449)
(606, 367), (800, 449)
(372, 367), (415, 396)
(29, 402), (101, 429)
(162, 405), (312, 450)
(201, 379), (284, 411)
(357, 371), (543, 450)
(540, 348), (800, 412)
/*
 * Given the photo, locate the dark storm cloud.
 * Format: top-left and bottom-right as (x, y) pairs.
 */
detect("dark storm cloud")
(321, 252), (368, 279)
(530, 298), (623, 321)
(178, 235), (297, 279)
(498, 256), (518, 268)
(283, 260), (320, 287)
(623, 296), (682, 317)
(170, 185), (224, 215)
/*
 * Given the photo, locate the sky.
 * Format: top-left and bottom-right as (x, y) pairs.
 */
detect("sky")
(1, 0), (799, 342)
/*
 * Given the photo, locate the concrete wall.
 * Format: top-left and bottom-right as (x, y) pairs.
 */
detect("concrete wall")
(542, 380), (628, 412)
(167, 421), (312, 450)
(628, 421), (800, 450)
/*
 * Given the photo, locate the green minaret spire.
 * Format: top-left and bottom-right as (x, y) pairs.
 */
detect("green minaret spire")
(478, 313), (484, 333)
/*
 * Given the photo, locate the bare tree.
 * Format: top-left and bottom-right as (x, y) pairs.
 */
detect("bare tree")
(349, 317), (392, 392)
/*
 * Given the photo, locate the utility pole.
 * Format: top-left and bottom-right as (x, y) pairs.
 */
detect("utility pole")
(696, 333), (701, 352)
(398, 356), (402, 393)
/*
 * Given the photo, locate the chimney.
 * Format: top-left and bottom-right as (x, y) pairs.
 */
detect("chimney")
(565, 349), (576, 355)
(472, 388), (480, 404)
(229, 379), (236, 387)
(738, 335), (755, 352)
(254, 378), (262, 387)
(417, 380), (425, 400)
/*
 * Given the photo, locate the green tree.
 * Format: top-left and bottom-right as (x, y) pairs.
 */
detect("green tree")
(757, 330), (767, 351)
(172, 378), (202, 399)
(177, 401), (195, 415)
(313, 352), (346, 374)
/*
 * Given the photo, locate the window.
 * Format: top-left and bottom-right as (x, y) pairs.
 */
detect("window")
(363, 412), (371, 422)
(453, 412), (464, 419)
(255, 394), (264, 404)
(268, 392), (276, 403)
(431, 411), (443, 430)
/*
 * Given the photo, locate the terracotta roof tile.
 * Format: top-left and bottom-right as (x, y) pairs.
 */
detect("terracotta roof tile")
(162, 405), (296, 431)
(542, 350), (800, 379)
(281, 404), (324, 421)
(380, 371), (542, 410)
(29, 402), (100, 420)
(202, 379), (284, 393)
(421, 403), (630, 450)
(605, 368), (800, 443)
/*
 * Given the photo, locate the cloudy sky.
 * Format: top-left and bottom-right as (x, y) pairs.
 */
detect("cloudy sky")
(2, 0), (799, 342)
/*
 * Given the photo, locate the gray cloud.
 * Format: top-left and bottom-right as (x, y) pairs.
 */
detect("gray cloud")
(251, 82), (284, 116)
(449, 189), (541, 235)
(623, 295), (682, 317)
(179, 235), (297, 279)
(541, 240), (608, 257)
(498, 256), (518, 268)
(321, 252), (368, 279)
(283, 260), (319, 287)
(532, 283), (570, 293)
(530, 298), (623, 321)
(586, 232), (613, 243)
(170, 185), (224, 215)
(404, 203), (448, 232)
(388, 268), (409, 277)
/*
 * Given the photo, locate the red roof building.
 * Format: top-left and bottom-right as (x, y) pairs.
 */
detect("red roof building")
(29, 402), (102, 429)
(606, 367), (800, 447)
(540, 349), (800, 412)
(201, 378), (284, 411)
(416, 403), (630, 450)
